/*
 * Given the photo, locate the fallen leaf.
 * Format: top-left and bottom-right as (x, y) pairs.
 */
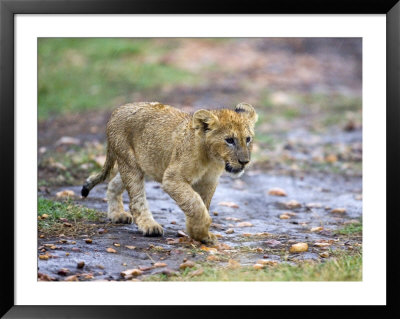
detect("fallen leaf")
(200, 246), (218, 254)
(121, 269), (143, 278)
(225, 228), (234, 234)
(253, 263), (264, 270)
(257, 259), (278, 266)
(330, 208), (347, 214)
(177, 230), (188, 237)
(236, 222), (253, 227)
(153, 262), (167, 268)
(179, 261), (195, 269)
(306, 202), (322, 209)
(125, 245), (136, 250)
(106, 247), (117, 253)
(206, 255), (219, 261)
(314, 242), (331, 247)
(310, 227), (324, 232)
(227, 259), (241, 269)
(264, 239), (282, 247)
(319, 252), (329, 258)
(55, 136), (80, 146)
(56, 190), (75, 198)
(65, 275), (79, 282)
(113, 243), (120, 247)
(41, 214), (49, 219)
(280, 214), (290, 219)
(170, 221), (176, 224)
(189, 268), (204, 277)
(285, 200), (301, 209)
(225, 217), (240, 221)
(57, 268), (70, 276)
(39, 255), (49, 260)
(325, 154), (338, 163)
(268, 188), (287, 197)
(218, 201), (239, 208)
(289, 243), (308, 253)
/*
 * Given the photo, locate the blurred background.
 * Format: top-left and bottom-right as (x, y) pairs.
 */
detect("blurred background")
(38, 38), (362, 187)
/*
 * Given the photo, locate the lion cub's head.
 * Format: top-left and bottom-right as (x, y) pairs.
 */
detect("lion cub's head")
(193, 103), (258, 178)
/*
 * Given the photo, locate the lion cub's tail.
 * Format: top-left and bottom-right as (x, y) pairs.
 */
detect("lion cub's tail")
(81, 147), (115, 198)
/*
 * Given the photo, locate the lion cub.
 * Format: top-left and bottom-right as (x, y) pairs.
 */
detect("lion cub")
(81, 102), (257, 243)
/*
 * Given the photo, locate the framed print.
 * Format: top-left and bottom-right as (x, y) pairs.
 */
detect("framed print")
(1, 0), (399, 317)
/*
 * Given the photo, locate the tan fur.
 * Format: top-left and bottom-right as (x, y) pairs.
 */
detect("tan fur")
(82, 102), (257, 243)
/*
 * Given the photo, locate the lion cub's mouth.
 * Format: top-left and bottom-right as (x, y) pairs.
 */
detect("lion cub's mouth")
(225, 162), (244, 175)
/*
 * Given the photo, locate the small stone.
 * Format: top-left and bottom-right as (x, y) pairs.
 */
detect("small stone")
(85, 238), (92, 244)
(39, 255), (49, 260)
(280, 214), (290, 219)
(218, 201), (239, 208)
(153, 262), (167, 268)
(170, 221), (176, 224)
(65, 252), (70, 256)
(113, 243), (120, 247)
(212, 211), (219, 216)
(106, 247), (117, 253)
(225, 228), (234, 234)
(77, 261), (85, 269)
(41, 214), (49, 219)
(125, 245), (136, 250)
(310, 227), (324, 232)
(65, 275), (79, 281)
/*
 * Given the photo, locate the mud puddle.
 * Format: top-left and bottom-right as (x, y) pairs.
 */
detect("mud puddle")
(38, 171), (362, 281)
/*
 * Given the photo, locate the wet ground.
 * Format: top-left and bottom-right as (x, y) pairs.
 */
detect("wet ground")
(38, 170), (362, 281)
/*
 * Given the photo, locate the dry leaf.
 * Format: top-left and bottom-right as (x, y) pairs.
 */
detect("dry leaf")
(257, 259), (278, 266)
(319, 252), (329, 258)
(179, 261), (195, 269)
(236, 222), (253, 227)
(189, 268), (204, 277)
(310, 227), (324, 232)
(314, 242), (331, 247)
(125, 245), (136, 250)
(280, 214), (290, 219)
(218, 201), (239, 208)
(225, 228), (234, 234)
(39, 255), (49, 260)
(268, 188), (287, 197)
(121, 269), (143, 278)
(330, 208), (347, 214)
(56, 190), (75, 198)
(106, 247), (117, 253)
(153, 262), (167, 268)
(289, 243), (308, 253)
(253, 263), (264, 270)
(285, 200), (301, 209)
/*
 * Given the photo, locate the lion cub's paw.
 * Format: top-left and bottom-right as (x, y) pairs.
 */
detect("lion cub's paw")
(139, 221), (164, 237)
(110, 211), (133, 224)
(200, 232), (218, 245)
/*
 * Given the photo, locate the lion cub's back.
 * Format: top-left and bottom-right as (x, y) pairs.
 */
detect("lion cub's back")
(119, 102), (189, 180)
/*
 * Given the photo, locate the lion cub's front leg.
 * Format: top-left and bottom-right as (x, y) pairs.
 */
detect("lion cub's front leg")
(162, 169), (215, 244)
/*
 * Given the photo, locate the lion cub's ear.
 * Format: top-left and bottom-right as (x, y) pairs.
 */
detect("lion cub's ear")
(193, 109), (219, 132)
(235, 103), (258, 124)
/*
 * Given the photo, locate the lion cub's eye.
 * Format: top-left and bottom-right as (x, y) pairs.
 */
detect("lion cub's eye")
(246, 137), (251, 144)
(225, 138), (235, 145)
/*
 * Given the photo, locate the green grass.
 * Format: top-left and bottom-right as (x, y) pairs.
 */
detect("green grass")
(335, 222), (362, 236)
(38, 38), (196, 119)
(38, 197), (105, 236)
(145, 252), (362, 281)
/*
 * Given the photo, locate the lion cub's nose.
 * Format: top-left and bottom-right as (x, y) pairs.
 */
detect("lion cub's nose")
(238, 159), (249, 166)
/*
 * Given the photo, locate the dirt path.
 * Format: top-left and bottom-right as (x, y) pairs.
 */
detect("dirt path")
(38, 171), (361, 281)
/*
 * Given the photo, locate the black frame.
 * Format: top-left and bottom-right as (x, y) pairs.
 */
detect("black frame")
(1, 0), (399, 317)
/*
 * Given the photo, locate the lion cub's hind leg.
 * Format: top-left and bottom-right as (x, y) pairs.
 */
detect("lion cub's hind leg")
(118, 159), (164, 237)
(106, 172), (133, 224)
